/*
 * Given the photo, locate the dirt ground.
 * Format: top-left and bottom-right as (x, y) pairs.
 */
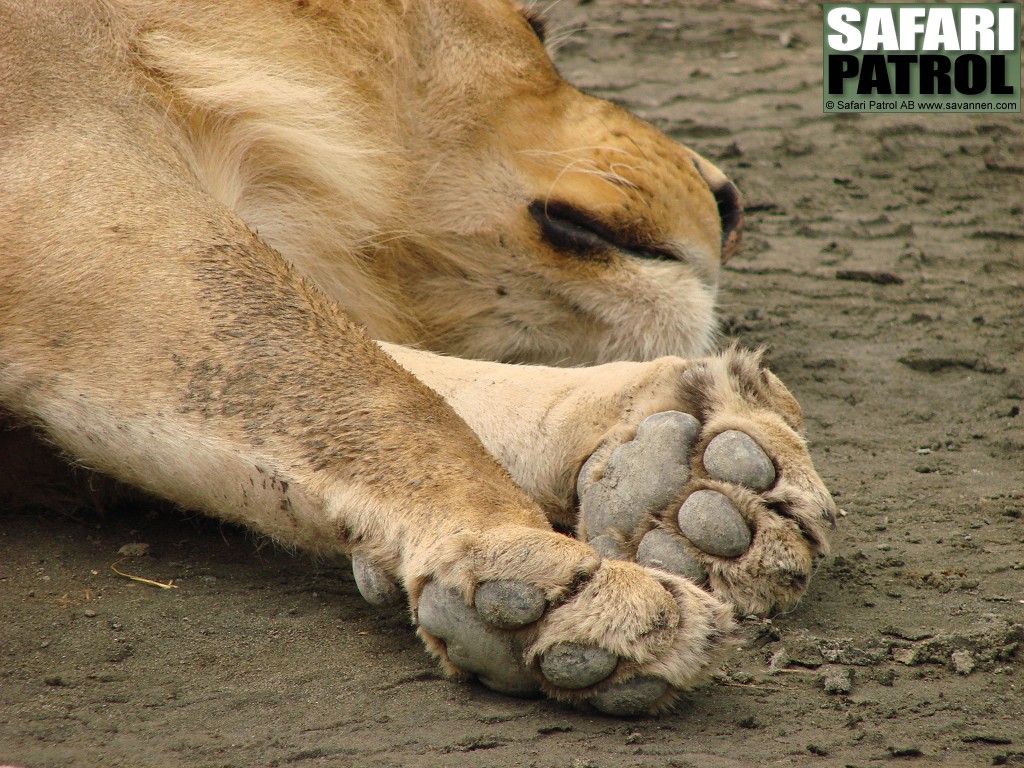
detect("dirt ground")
(2, 1), (1022, 766)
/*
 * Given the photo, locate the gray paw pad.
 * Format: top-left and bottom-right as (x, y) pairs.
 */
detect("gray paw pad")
(474, 580), (546, 628)
(580, 411), (700, 540)
(539, 643), (618, 690)
(590, 676), (668, 716)
(677, 490), (751, 558)
(704, 430), (776, 491)
(352, 553), (402, 606)
(589, 533), (628, 561)
(636, 528), (707, 583)
(418, 581), (539, 696)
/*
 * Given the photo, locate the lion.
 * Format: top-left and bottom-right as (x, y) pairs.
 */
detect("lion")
(0, 0), (835, 714)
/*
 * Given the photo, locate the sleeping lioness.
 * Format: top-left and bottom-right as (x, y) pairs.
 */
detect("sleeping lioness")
(0, 0), (835, 714)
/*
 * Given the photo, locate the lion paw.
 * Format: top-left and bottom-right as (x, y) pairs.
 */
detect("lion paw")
(577, 351), (836, 616)
(410, 527), (735, 715)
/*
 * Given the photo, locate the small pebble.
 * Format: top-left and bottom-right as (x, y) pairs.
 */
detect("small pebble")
(821, 665), (853, 694)
(590, 676), (668, 716)
(474, 580), (546, 629)
(636, 529), (707, 583)
(768, 647), (791, 674)
(540, 643), (618, 689)
(677, 490), (752, 558)
(117, 542), (150, 557)
(703, 431), (776, 491)
(83, 609), (97, 618)
(352, 554), (403, 607)
(951, 650), (976, 675)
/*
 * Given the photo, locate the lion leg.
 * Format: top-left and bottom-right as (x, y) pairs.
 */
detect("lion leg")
(381, 344), (836, 616)
(0, 120), (734, 714)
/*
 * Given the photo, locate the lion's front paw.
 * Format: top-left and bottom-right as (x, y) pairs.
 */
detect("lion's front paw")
(410, 527), (735, 715)
(577, 349), (836, 616)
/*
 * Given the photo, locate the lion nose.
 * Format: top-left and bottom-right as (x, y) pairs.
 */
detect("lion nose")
(690, 158), (744, 263)
(711, 179), (743, 263)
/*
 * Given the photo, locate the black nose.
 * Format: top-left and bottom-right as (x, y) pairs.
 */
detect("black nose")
(691, 159), (744, 263)
(712, 180), (743, 262)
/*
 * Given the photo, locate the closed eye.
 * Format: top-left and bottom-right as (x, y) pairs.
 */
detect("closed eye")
(528, 200), (678, 262)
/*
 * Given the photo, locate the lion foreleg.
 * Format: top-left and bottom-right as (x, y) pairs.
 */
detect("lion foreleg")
(377, 343), (683, 525)
(0, 118), (733, 713)
(378, 343), (837, 616)
(0, 245), (734, 712)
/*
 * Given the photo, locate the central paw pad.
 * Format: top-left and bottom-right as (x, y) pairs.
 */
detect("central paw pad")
(418, 580), (540, 696)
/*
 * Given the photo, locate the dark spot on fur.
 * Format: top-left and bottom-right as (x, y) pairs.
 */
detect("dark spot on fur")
(547, 567), (594, 609)
(674, 364), (716, 421)
(765, 499), (823, 550)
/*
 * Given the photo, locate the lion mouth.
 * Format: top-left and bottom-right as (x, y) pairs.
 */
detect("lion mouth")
(528, 200), (679, 263)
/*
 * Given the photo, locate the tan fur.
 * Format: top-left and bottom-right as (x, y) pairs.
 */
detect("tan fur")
(0, 0), (830, 707)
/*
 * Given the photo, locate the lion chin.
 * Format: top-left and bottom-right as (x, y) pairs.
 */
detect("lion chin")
(1, 0), (835, 717)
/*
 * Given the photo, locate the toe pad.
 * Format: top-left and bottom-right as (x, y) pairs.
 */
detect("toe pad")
(704, 430), (776, 491)
(352, 553), (402, 606)
(636, 528), (707, 583)
(590, 676), (668, 716)
(474, 579), (546, 628)
(539, 642), (618, 690)
(677, 490), (751, 558)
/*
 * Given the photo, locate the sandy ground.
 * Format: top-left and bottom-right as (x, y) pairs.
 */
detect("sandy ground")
(2, 1), (1022, 766)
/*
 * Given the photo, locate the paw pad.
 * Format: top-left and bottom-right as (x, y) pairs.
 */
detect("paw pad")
(703, 430), (775, 491)
(636, 528), (706, 583)
(574, 362), (834, 618)
(579, 412), (759, 571)
(352, 553), (402, 606)
(539, 643), (618, 689)
(418, 581), (539, 696)
(590, 676), (668, 716)
(419, 581), (629, 699)
(580, 411), (699, 540)
(474, 580), (546, 628)
(413, 557), (731, 715)
(677, 490), (751, 558)
(588, 533), (628, 560)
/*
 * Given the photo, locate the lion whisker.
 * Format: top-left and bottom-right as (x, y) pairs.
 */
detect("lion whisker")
(518, 146), (638, 160)
(542, 158), (633, 202)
